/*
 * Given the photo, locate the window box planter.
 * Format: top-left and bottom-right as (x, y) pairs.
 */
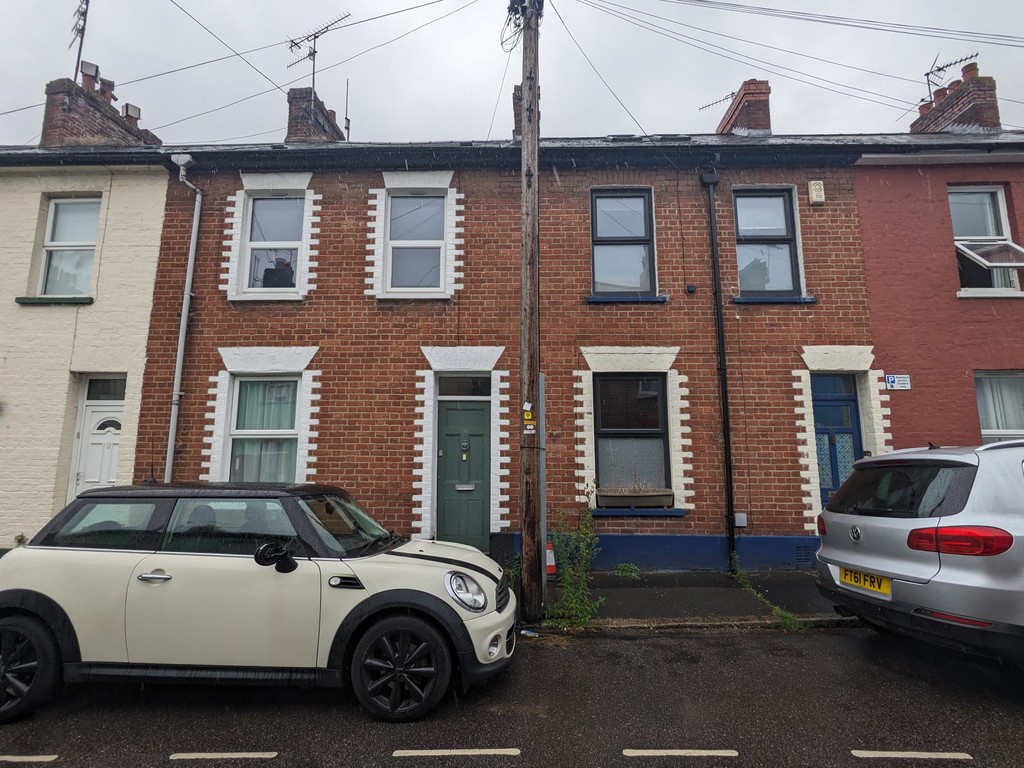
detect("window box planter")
(596, 489), (674, 509)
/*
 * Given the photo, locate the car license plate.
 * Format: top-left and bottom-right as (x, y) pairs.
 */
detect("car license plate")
(840, 567), (891, 596)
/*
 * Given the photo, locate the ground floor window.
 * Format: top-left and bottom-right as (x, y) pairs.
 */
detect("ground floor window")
(594, 373), (669, 491)
(975, 372), (1024, 443)
(228, 378), (299, 482)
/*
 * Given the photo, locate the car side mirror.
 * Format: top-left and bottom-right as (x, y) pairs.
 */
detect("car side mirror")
(254, 542), (298, 574)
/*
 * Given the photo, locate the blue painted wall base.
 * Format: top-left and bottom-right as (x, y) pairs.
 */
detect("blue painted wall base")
(489, 533), (820, 572)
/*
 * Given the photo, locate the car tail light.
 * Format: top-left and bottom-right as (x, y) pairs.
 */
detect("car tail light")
(907, 526), (1013, 556)
(924, 610), (993, 628)
(816, 514), (827, 536)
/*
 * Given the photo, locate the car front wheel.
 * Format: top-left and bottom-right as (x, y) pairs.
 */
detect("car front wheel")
(351, 615), (452, 722)
(0, 616), (60, 723)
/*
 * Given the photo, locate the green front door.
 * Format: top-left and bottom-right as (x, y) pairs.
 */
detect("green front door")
(437, 401), (490, 551)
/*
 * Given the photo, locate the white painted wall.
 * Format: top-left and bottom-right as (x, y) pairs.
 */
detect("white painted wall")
(0, 166), (168, 544)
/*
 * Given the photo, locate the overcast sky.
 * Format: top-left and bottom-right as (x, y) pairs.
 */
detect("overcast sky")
(2, 0), (1022, 146)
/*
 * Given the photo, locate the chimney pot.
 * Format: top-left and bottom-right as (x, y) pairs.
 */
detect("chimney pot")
(918, 103), (932, 116)
(962, 62), (979, 80)
(98, 77), (117, 104)
(80, 60), (99, 91)
(933, 86), (948, 103)
(947, 79), (962, 93)
(122, 103), (141, 127)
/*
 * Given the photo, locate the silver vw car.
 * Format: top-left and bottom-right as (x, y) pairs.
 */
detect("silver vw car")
(816, 441), (1024, 663)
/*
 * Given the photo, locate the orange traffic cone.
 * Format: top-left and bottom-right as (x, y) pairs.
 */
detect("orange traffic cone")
(546, 540), (556, 577)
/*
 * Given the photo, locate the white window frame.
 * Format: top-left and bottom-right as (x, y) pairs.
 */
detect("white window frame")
(40, 197), (101, 297)
(975, 372), (1024, 443)
(239, 192), (305, 295)
(385, 191), (448, 294)
(950, 186), (1024, 297)
(201, 346), (320, 483)
(366, 171), (464, 300)
(221, 172), (319, 302)
(226, 376), (301, 483)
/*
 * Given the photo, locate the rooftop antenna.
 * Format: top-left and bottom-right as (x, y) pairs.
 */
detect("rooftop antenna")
(925, 52), (978, 101)
(70, 0), (90, 82)
(698, 91), (737, 112)
(287, 13), (351, 111)
(344, 78), (351, 140)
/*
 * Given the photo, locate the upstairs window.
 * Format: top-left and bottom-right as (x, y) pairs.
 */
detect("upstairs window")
(41, 199), (100, 296)
(243, 195), (303, 291)
(975, 372), (1024, 443)
(949, 187), (1024, 292)
(387, 194), (446, 290)
(591, 190), (655, 297)
(734, 190), (800, 297)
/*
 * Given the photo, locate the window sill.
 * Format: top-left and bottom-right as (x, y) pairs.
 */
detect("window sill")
(229, 293), (304, 302)
(732, 295), (817, 305)
(956, 289), (1024, 299)
(592, 507), (688, 518)
(375, 292), (451, 301)
(587, 295), (668, 304)
(15, 296), (94, 305)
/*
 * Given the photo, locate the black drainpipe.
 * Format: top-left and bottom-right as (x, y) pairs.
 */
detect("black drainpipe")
(700, 170), (738, 572)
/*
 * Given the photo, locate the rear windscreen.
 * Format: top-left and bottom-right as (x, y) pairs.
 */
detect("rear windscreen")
(826, 462), (977, 518)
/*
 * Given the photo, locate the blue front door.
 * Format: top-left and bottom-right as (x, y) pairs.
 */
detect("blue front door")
(811, 374), (864, 506)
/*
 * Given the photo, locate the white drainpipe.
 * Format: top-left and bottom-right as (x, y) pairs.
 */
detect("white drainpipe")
(164, 153), (203, 483)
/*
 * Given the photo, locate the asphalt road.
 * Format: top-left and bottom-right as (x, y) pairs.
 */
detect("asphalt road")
(3, 626), (1023, 767)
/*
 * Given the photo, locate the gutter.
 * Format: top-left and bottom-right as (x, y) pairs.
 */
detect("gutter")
(163, 153), (202, 483)
(700, 170), (738, 571)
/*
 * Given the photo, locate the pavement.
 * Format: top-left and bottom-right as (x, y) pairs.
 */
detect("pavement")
(548, 569), (858, 630)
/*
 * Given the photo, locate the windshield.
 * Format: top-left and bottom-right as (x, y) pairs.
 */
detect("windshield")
(297, 494), (394, 557)
(826, 462), (977, 518)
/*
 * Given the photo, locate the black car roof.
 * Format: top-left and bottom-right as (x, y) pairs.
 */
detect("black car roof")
(77, 482), (350, 499)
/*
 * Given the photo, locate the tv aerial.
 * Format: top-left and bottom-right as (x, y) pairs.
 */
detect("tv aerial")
(287, 13), (351, 101)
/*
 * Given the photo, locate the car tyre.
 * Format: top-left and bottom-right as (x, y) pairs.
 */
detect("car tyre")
(351, 615), (452, 722)
(0, 616), (61, 723)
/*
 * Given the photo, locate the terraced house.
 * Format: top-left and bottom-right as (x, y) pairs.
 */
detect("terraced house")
(2, 63), (1021, 570)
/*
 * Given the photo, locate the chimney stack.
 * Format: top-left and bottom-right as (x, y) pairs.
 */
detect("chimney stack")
(39, 61), (161, 147)
(285, 88), (346, 142)
(716, 79), (771, 136)
(910, 62), (1001, 134)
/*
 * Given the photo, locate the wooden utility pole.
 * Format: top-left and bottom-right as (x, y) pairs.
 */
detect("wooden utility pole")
(518, 0), (543, 624)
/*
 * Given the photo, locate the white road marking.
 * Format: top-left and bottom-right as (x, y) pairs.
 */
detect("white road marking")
(851, 751), (973, 760)
(393, 749), (521, 757)
(169, 754), (278, 761)
(0, 759), (58, 764)
(623, 750), (739, 758)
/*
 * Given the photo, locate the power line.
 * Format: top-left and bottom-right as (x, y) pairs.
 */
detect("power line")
(0, 103), (45, 118)
(154, 0), (478, 131)
(550, 0), (651, 136)
(579, 0), (916, 111)
(594, 0), (921, 85)
(167, 0), (286, 94)
(651, 0), (1024, 48)
(486, 48), (514, 141)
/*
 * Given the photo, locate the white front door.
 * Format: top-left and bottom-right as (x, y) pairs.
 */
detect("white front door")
(74, 403), (123, 496)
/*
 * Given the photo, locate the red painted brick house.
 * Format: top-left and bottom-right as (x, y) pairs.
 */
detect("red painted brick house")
(856, 63), (1024, 451)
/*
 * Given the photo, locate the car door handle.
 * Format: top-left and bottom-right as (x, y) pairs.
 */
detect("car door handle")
(137, 572), (172, 582)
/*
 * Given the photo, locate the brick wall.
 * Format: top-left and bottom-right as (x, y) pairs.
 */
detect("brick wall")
(136, 162), (869, 540)
(856, 163), (1024, 447)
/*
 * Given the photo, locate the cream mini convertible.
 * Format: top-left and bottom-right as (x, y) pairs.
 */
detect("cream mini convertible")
(0, 484), (516, 722)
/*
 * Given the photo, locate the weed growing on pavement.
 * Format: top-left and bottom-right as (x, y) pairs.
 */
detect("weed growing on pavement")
(546, 504), (604, 629)
(611, 562), (643, 581)
(730, 553), (807, 634)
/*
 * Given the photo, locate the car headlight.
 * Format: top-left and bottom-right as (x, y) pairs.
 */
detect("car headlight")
(445, 571), (487, 612)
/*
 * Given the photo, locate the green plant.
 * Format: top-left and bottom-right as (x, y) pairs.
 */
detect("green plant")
(611, 562), (643, 581)
(730, 553), (806, 634)
(545, 505), (604, 629)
